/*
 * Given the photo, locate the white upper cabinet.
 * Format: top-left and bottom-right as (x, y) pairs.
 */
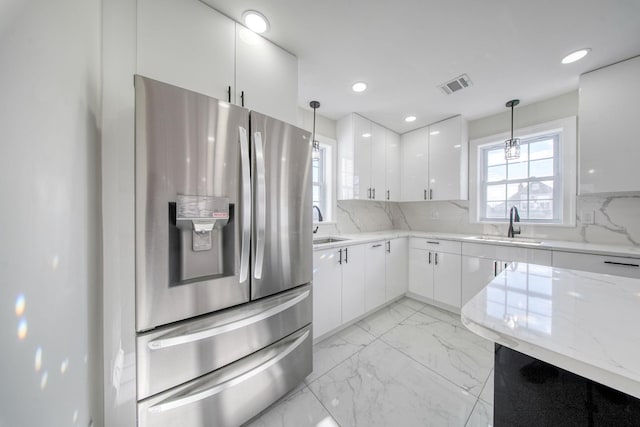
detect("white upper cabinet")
(579, 56), (640, 194)
(137, 0), (235, 102)
(235, 24), (298, 124)
(337, 114), (400, 200)
(428, 116), (469, 201)
(137, 0), (298, 124)
(370, 123), (387, 201)
(400, 116), (468, 201)
(385, 130), (401, 201)
(400, 127), (429, 201)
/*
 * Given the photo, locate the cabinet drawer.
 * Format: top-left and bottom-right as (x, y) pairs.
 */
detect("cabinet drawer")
(462, 242), (551, 265)
(553, 251), (640, 279)
(411, 237), (461, 254)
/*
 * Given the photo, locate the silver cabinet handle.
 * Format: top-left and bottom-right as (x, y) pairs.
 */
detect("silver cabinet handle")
(148, 290), (311, 350)
(345, 247), (348, 263)
(604, 261), (640, 268)
(372, 244), (383, 248)
(373, 188), (376, 199)
(424, 189), (427, 200)
(435, 253), (438, 265)
(338, 248), (343, 265)
(426, 241), (440, 245)
(386, 241), (391, 253)
(428, 252), (432, 264)
(238, 126), (251, 284)
(386, 190), (390, 200)
(367, 188), (371, 199)
(149, 329), (310, 412)
(493, 260), (497, 277)
(430, 189), (433, 200)
(253, 131), (267, 280)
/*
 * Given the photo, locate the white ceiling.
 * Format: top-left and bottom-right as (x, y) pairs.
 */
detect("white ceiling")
(201, 0), (640, 134)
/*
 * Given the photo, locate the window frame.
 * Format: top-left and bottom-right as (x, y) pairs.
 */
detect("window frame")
(469, 116), (577, 227)
(478, 133), (562, 223)
(311, 135), (337, 223)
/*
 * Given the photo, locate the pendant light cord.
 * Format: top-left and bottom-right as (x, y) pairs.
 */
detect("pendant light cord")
(310, 100), (320, 151)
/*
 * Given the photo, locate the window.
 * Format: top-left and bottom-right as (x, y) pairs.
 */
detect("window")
(471, 117), (577, 226)
(311, 136), (336, 222)
(480, 134), (560, 222)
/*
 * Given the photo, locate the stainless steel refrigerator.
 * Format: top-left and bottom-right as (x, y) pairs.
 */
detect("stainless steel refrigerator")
(133, 75), (313, 427)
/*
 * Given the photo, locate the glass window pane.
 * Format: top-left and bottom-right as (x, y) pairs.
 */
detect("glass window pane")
(507, 183), (527, 201)
(487, 148), (506, 167)
(485, 201), (506, 218)
(313, 186), (319, 201)
(528, 200), (553, 219)
(529, 139), (554, 160)
(487, 165), (506, 182)
(529, 181), (554, 198)
(486, 184), (505, 201)
(507, 161), (527, 180)
(529, 158), (553, 178)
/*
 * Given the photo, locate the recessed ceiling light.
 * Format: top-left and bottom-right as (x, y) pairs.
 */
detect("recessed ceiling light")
(561, 48), (591, 64)
(362, 133), (371, 138)
(405, 115), (417, 123)
(352, 82), (367, 93)
(242, 10), (269, 34)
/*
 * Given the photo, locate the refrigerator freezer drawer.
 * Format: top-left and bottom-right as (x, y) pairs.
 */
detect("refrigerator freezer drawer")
(137, 284), (311, 400)
(138, 324), (312, 427)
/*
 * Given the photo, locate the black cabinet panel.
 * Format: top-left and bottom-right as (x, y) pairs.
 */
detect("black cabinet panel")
(494, 344), (640, 427)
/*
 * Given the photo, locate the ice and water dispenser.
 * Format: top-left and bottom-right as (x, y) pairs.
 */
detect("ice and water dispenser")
(168, 195), (235, 286)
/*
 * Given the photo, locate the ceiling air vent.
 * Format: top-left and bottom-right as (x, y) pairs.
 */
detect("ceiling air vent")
(439, 74), (473, 95)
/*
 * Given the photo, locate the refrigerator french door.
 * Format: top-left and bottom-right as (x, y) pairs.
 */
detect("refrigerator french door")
(134, 75), (312, 426)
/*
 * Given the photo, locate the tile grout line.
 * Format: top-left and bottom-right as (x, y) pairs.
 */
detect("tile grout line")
(302, 383), (346, 427)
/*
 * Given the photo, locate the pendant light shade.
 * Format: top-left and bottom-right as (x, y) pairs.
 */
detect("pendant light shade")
(310, 101), (320, 158)
(504, 99), (520, 160)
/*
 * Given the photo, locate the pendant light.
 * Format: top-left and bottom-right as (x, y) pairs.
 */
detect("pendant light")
(504, 99), (520, 160)
(310, 100), (320, 158)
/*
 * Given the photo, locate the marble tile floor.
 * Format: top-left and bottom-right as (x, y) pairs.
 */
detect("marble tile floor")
(245, 297), (494, 427)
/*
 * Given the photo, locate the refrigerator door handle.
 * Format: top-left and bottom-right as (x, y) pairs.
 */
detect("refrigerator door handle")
(253, 131), (267, 280)
(239, 126), (251, 284)
(148, 329), (310, 413)
(146, 289), (311, 350)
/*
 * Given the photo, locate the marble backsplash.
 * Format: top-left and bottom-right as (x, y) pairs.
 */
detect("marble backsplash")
(315, 194), (640, 247)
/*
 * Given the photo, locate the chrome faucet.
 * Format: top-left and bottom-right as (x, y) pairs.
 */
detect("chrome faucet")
(313, 205), (323, 222)
(313, 205), (323, 234)
(508, 206), (521, 238)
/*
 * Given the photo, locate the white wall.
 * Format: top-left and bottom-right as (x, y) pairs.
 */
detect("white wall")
(297, 107), (337, 139)
(0, 0), (102, 425)
(101, 0), (137, 426)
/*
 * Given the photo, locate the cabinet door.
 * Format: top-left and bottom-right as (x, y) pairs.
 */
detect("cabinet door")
(579, 56), (640, 194)
(433, 251), (462, 308)
(386, 238), (408, 300)
(137, 0), (235, 101)
(353, 115), (373, 199)
(401, 127), (429, 201)
(341, 245), (366, 323)
(552, 251), (640, 279)
(385, 130), (401, 201)
(235, 24), (298, 124)
(370, 123), (387, 201)
(408, 248), (434, 298)
(364, 242), (386, 311)
(428, 116), (468, 201)
(313, 249), (342, 338)
(461, 255), (497, 306)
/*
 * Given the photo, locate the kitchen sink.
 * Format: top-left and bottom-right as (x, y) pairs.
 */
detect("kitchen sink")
(313, 236), (349, 245)
(466, 235), (544, 246)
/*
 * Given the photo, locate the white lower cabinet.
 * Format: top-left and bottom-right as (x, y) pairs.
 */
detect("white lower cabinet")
(461, 243), (552, 306)
(386, 238), (408, 299)
(408, 238), (462, 308)
(552, 251), (640, 279)
(312, 248), (343, 338)
(341, 245), (366, 323)
(364, 242), (386, 312)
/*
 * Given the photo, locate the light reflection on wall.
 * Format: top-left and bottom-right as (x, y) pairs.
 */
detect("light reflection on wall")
(485, 263), (554, 335)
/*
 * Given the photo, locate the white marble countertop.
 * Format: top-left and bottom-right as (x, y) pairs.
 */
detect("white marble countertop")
(312, 229), (640, 258)
(461, 262), (640, 399)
